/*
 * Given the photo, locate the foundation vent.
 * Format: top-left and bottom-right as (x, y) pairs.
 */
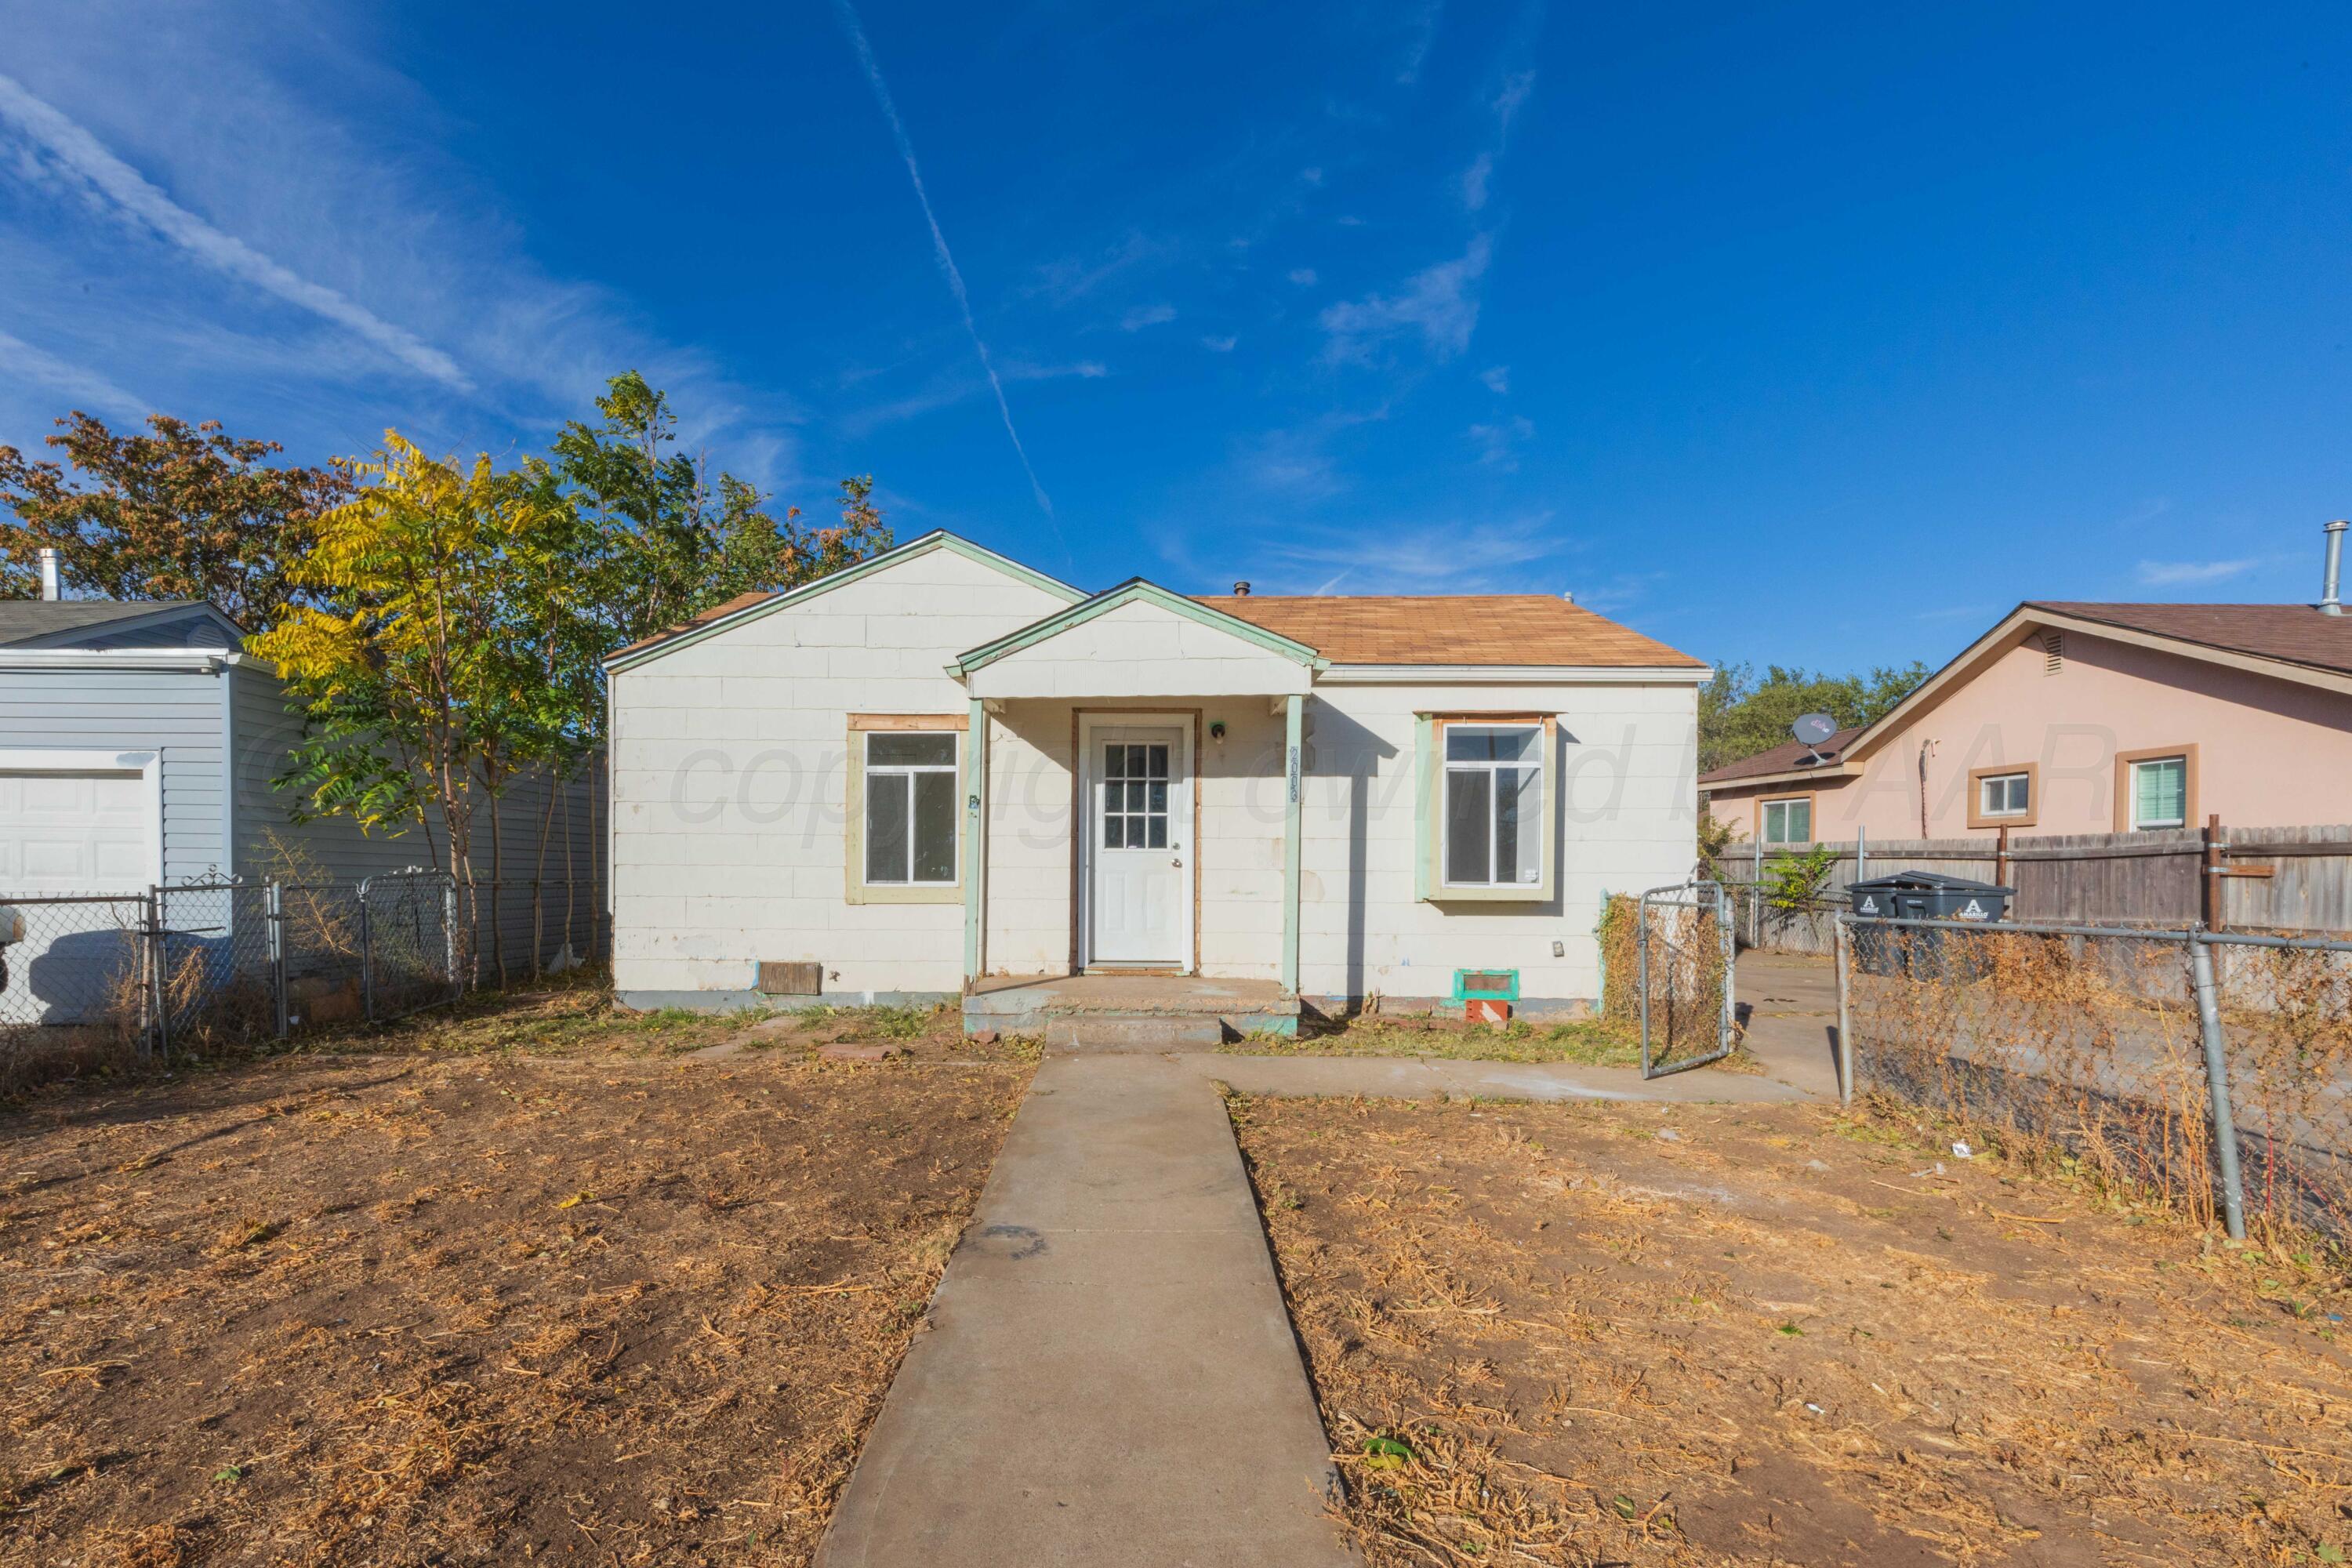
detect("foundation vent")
(757, 961), (823, 996)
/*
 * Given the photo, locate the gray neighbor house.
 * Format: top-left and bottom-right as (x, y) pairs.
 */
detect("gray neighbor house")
(0, 594), (603, 1024)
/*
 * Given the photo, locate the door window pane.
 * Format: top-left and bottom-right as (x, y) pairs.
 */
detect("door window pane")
(866, 772), (909, 883)
(1446, 769), (1492, 884)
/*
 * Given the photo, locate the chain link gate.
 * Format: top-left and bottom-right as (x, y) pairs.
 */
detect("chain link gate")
(1636, 879), (1736, 1077)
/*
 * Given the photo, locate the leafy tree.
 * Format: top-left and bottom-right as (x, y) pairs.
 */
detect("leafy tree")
(550, 371), (891, 650)
(251, 432), (578, 892)
(0, 412), (350, 626)
(1697, 661), (1929, 775)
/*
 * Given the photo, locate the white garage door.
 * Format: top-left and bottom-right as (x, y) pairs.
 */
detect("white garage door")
(0, 767), (156, 1025)
(0, 769), (154, 892)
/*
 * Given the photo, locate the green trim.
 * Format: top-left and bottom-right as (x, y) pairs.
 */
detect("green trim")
(844, 723), (966, 906)
(1282, 692), (1304, 995)
(964, 699), (986, 984)
(604, 532), (1085, 673)
(1450, 968), (1520, 1003)
(948, 579), (1328, 677)
(1412, 714), (1435, 901)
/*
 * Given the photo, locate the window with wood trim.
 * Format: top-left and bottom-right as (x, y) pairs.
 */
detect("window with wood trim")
(864, 731), (960, 884)
(1442, 723), (1545, 887)
(845, 714), (967, 905)
(1760, 795), (1813, 845)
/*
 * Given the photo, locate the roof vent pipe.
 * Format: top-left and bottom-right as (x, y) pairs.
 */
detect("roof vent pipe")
(1232, 581), (1251, 596)
(37, 547), (60, 602)
(2322, 520), (2347, 616)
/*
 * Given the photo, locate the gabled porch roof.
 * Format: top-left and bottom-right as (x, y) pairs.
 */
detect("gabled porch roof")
(948, 578), (1327, 699)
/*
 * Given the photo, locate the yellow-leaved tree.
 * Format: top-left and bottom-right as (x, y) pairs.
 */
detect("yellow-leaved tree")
(252, 433), (584, 960)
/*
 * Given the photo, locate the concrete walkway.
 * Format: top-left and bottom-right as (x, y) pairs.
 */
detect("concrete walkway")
(818, 1054), (1352, 1568)
(1731, 948), (1845, 1099)
(1191, 1051), (1813, 1103)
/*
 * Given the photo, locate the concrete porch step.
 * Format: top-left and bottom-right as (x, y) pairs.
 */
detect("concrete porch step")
(964, 972), (1300, 1047)
(1044, 1013), (1233, 1051)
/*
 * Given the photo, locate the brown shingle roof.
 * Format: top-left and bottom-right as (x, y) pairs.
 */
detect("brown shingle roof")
(607, 590), (775, 659)
(1698, 725), (1863, 786)
(2028, 602), (2352, 677)
(1197, 594), (1704, 668)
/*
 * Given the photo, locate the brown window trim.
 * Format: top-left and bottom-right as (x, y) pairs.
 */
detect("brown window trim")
(2113, 744), (2199, 833)
(1757, 790), (1817, 847)
(848, 712), (968, 731)
(1965, 761), (2039, 829)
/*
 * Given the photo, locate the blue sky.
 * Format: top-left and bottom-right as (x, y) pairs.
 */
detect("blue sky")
(2, 2), (2348, 673)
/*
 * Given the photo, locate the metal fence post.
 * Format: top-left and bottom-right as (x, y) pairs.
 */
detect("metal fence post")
(358, 879), (376, 1024)
(1635, 890), (1653, 1076)
(267, 880), (289, 1040)
(2187, 933), (2248, 1241)
(1832, 913), (1855, 1105)
(146, 886), (169, 1064)
(445, 877), (462, 1001)
(1717, 879), (1736, 1058)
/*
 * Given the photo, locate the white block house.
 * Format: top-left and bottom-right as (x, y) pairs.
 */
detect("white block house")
(603, 532), (1707, 1028)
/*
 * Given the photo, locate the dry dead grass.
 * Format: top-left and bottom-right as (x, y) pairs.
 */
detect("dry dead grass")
(1232, 1091), (2352, 1567)
(1, 1041), (1030, 1565)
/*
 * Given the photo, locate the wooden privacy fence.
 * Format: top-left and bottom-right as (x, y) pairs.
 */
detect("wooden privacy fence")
(1720, 821), (2352, 953)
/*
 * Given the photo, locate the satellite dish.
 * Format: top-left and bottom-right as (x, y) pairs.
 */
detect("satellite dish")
(1791, 711), (1838, 763)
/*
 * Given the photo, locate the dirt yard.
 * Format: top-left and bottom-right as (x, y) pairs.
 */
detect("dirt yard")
(1232, 1092), (2352, 1566)
(0, 1021), (1029, 1566)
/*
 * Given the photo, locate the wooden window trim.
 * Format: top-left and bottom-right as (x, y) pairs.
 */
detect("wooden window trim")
(1758, 790), (1818, 847)
(2113, 744), (2198, 833)
(1422, 713), (1559, 903)
(1965, 761), (2040, 829)
(845, 715), (967, 905)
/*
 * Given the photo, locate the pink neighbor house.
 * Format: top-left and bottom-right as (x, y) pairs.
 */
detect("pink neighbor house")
(1701, 524), (2352, 847)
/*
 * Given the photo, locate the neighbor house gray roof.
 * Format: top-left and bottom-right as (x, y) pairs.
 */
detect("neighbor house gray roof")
(0, 600), (238, 648)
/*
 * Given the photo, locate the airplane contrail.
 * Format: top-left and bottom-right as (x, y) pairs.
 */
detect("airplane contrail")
(831, 0), (1062, 531)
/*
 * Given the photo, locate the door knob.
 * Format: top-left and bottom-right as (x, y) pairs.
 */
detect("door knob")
(1171, 857), (1183, 868)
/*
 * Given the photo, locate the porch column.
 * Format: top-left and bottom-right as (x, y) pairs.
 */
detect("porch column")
(1282, 692), (1303, 995)
(964, 697), (986, 987)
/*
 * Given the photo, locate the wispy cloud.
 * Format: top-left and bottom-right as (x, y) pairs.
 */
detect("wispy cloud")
(0, 328), (146, 423)
(2135, 557), (2259, 587)
(1320, 233), (1492, 363)
(1460, 151), (1494, 212)
(0, 70), (469, 390)
(1201, 334), (1238, 353)
(1468, 413), (1534, 469)
(1396, 0), (1446, 85)
(839, 359), (1105, 437)
(1120, 302), (1177, 332)
(1264, 510), (1562, 590)
(831, 0), (1058, 524)
(1480, 365), (1509, 394)
(1287, 267), (1319, 286)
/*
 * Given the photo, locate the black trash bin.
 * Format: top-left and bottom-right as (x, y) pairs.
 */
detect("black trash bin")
(1846, 870), (2014, 977)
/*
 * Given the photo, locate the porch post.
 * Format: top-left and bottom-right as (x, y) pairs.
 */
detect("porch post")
(964, 697), (986, 987)
(1283, 692), (1303, 996)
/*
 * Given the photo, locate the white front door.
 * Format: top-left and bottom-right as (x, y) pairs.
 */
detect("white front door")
(1085, 723), (1190, 967)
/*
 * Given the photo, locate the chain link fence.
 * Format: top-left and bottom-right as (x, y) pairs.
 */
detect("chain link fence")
(1634, 880), (1736, 1078)
(2, 876), (604, 1083)
(1837, 915), (2352, 1245)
